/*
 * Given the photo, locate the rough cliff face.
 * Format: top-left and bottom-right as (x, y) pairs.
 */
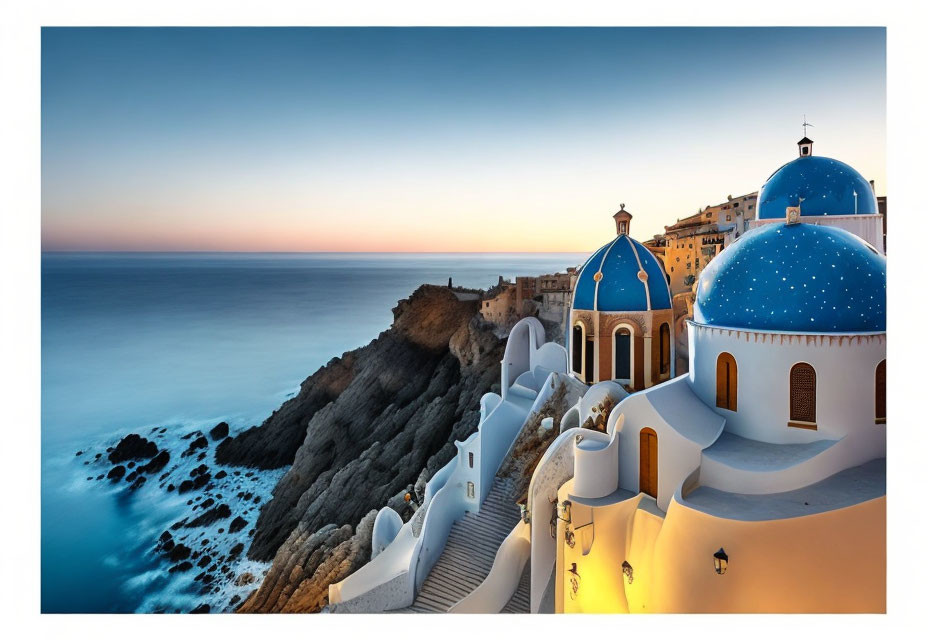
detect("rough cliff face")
(217, 285), (506, 610)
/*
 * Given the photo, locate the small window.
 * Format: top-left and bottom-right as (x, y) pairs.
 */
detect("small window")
(468, 452), (474, 468)
(715, 352), (737, 411)
(789, 363), (817, 428)
(659, 323), (671, 375)
(875, 360), (886, 424)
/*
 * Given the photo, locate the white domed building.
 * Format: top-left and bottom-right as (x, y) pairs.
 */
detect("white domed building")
(329, 147), (887, 616)
(569, 206), (674, 390)
(748, 136), (884, 253)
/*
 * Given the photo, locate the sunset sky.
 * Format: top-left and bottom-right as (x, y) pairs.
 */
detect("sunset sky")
(41, 27), (886, 252)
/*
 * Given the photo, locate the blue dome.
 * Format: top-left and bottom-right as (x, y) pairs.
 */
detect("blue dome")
(757, 155), (877, 220)
(694, 223), (885, 332)
(573, 235), (671, 312)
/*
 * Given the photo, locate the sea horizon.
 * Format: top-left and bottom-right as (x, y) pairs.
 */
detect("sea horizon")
(41, 250), (585, 612)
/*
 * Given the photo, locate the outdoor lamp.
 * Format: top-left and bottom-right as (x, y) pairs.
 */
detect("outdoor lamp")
(713, 547), (728, 575)
(557, 500), (572, 524)
(621, 560), (634, 584)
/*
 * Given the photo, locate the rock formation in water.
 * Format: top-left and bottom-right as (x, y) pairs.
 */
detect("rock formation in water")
(215, 285), (506, 611)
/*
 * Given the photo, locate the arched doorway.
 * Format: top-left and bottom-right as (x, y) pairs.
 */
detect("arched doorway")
(639, 428), (658, 498)
(571, 323), (584, 377)
(613, 326), (632, 383)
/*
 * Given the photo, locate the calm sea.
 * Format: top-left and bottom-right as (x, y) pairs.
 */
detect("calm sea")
(41, 251), (586, 613)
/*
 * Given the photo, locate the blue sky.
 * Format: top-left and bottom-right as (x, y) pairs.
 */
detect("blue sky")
(41, 27), (886, 251)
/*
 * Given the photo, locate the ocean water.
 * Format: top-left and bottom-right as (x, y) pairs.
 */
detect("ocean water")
(41, 251), (586, 613)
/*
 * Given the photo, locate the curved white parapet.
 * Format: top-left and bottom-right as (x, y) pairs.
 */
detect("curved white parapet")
(371, 507), (404, 560)
(448, 519), (531, 613)
(501, 317), (569, 402)
(480, 392), (502, 422)
(573, 414), (623, 500)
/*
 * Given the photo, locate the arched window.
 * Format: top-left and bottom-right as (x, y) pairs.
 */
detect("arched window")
(875, 360), (886, 424)
(715, 352), (737, 411)
(571, 323), (584, 376)
(613, 325), (633, 383)
(659, 323), (671, 375)
(789, 363), (817, 428)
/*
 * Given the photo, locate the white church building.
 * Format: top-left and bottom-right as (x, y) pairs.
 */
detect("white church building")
(328, 142), (887, 614)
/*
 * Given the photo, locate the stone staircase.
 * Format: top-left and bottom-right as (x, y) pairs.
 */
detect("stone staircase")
(397, 477), (522, 613)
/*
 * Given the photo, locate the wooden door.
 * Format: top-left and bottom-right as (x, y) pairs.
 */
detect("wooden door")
(639, 428), (658, 498)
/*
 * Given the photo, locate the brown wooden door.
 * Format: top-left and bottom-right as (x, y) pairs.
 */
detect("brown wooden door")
(639, 428), (658, 498)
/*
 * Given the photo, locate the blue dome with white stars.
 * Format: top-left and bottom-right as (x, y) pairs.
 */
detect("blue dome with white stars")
(573, 235), (671, 312)
(694, 223), (885, 332)
(757, 155), (878, 220)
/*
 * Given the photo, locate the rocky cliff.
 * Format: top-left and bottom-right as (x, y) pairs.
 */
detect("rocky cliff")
(218, 285), (507, 611)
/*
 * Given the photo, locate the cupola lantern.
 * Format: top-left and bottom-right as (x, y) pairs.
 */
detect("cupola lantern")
(613, 204), (633, 236)
(798, 136), (814, 157)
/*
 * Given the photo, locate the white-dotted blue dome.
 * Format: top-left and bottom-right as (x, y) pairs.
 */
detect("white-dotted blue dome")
(573, 235), (671, 312)
(694, 223), (885, 332)
(757, 155), (877, 220)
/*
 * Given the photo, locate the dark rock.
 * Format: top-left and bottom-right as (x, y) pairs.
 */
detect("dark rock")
(95, 474), (103, 480)
(228, 542), (244, 558)
(190, 464), (208, 477)
(181, 430), (201, 441)
(108, 434), (158, 464)
(107, 465), (126, 481)
(170, 519), (188, 530)
(125, 471), (138, 482)
(235, 285), (503, 563)
(167, 484), (176, 492)
(209, 422), (229, 441)
(192, 473), (211, 490)
(94, 453), (102, 459)
(167, 544), (191, 562)
(183, 436), (208, 457)
(214, 470), (227, 480)
(128, 475), (147, 491)
(178, 480), (194, 493)
(184, 503), (231, 528)
(139, 450), (170, 474)
(197, 555), (211, 568)
(229, 595), (241, 607)
(198, 498), (215, 510)
(169, 561), (193, 573)
(228, 516), (247, 534)
(127, 461), (135, 469)
(190, 604), (210, 614)
(197, 452), (206, 462)
(75, 450), (83, 456)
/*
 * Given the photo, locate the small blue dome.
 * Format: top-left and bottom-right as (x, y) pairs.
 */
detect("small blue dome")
(573, 235), (671, 312)
(757, 155), (877, 220)
(694, 223), (885, 332)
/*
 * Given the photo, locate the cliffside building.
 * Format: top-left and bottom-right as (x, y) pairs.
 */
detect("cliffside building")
(330, 137), (886, 616)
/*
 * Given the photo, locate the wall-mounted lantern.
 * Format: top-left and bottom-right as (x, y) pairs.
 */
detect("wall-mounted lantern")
(466, 481), (475, 499)
(567, 562), (581, 600)
(621, 560), (634, 584)
(565, 529), (576, 548)
(713, 547), (728, 575)
(557, 500), (572, 524)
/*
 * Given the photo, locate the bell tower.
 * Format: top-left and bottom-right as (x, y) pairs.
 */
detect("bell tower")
(613, 204), (633, 236)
